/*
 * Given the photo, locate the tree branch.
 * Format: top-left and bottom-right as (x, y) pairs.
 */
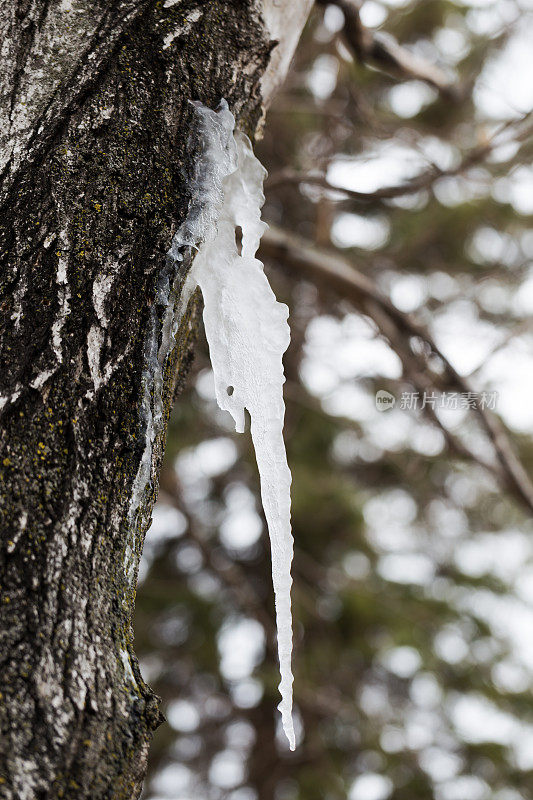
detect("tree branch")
(260, 225), (533, 515)
(317, 0), (458, 100)
(265, 114), (533, 204)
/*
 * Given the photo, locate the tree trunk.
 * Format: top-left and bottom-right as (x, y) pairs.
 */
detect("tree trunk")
(0, 2), (312, 797)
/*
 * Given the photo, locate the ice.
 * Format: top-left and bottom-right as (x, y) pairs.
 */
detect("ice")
(169, 100), (295, 749)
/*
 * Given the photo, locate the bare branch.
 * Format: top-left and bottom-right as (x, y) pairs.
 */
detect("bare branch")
(466, 320), (533, 380)
(265, 114), (533, 204)
(260, 225), (533, 515)
(317, 0), (458, 99)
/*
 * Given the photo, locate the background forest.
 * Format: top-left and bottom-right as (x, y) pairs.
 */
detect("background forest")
(137, 1), (533, 798)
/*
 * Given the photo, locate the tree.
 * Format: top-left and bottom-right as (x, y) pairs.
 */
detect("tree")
(0, 2), (313, 797)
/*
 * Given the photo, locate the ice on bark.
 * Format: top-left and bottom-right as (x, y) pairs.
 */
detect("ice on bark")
(169, 100), (295, 749)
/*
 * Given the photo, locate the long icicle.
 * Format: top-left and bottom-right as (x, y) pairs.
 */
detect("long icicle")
(169, 100), (295, 748)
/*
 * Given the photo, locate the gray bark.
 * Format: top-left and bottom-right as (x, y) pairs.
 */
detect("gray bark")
(0, 1), (311, 798)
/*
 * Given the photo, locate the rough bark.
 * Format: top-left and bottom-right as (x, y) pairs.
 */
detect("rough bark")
(0, 1), (312, 798)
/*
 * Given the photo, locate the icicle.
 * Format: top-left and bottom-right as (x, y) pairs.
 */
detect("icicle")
(169, 100), (295, 749)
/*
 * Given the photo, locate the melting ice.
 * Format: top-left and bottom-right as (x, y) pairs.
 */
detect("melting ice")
(169, 100), (295, 749)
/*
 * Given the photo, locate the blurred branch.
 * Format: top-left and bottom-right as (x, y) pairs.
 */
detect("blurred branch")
(266, 113), (533, 204)
(466, 320), (533, 380)
(260, 225), (533, 515)
(363, 299), (502, 480)
(159, 470), (277, 637)
(316, 0), (458, 100)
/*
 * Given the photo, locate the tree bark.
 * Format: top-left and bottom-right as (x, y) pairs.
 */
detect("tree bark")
(0, 2), (312, 797)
